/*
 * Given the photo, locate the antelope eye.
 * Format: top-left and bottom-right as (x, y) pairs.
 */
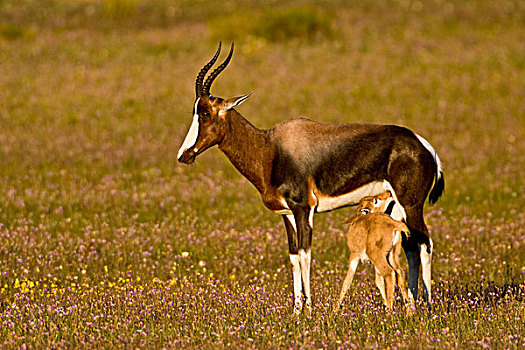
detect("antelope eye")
(360, 209), (370, 214)
(201, 112), (211, 118)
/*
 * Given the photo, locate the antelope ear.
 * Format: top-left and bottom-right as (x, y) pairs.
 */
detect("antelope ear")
(219, 92), (252, 115)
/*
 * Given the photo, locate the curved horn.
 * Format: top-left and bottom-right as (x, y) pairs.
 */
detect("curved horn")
(202, 43), (234, 97)
(195, 43), (222, 97)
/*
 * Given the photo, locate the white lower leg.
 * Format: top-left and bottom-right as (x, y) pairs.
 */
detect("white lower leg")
(290, 254), (302, 314)
(421, 238), (433, 305)
(299, 249), (311, 311)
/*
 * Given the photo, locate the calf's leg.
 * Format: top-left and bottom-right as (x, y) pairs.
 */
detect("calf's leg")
(336, 254), (360, 309)
(374, 258), (396, 310)
(374, 266), (386, 302)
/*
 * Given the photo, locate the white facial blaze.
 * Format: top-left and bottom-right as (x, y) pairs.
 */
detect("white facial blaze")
(177, 98), (201, 159)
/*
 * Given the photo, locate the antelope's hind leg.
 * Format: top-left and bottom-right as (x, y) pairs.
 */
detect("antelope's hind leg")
(420, 237), (433, 308)
(402, 210), (433, 309)
(389, 162), (434, 308)
(390, 246), (415, 311)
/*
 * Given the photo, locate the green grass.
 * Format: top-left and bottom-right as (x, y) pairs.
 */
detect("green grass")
(1, 0), (524, 348)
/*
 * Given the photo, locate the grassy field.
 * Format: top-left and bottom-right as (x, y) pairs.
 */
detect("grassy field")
(0, 0), (524, 348)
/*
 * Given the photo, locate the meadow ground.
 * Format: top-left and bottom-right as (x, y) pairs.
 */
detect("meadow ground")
(0, 0), (524, 348)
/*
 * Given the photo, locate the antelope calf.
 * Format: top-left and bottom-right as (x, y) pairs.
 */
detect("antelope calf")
(336, 191), (415, 311)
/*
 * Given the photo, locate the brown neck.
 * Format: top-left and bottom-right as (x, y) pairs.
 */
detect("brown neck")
(218, 110), (274, 195)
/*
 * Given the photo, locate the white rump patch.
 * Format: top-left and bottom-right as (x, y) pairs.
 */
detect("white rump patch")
(177, 98), (201, 159)
(415, 133), (443, 177)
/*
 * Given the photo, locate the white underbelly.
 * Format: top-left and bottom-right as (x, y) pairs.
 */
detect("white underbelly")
(316, 181), (389, 212)
(272, 180), (407, 222)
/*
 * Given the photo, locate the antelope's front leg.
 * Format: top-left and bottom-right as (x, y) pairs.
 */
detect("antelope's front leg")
(299, 248), (312, 314)
(283, 205), (314, 315)
(283, 214), (302, 314)
(298, 206), (314, 314)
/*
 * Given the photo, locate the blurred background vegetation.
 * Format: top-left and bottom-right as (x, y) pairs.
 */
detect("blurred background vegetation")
(0, 0), (524, 347)
(1, 0), (523, 215)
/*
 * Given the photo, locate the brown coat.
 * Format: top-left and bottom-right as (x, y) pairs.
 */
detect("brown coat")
(337, 192), (414, 311)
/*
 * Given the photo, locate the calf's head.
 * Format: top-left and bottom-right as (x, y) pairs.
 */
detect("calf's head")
(356, 191), (393, 215)
(342, 191), (394, 225)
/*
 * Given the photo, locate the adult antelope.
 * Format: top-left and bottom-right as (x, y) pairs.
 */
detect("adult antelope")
(177, 43), (444, 314)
